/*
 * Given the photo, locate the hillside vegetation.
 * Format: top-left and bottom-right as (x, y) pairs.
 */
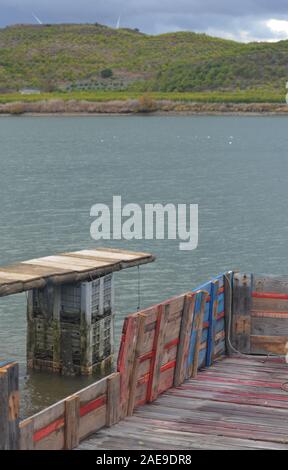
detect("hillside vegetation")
(0, 23), (287, 101)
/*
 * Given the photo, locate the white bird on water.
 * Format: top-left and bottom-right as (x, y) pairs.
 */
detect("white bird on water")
(32, 13), (43, 25)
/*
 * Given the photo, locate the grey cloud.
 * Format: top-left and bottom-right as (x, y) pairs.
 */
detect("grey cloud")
(1, 0), (288, 42)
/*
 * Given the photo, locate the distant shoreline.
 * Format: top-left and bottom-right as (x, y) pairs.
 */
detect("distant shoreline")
(1, 112), (288, 117)
(0, 100), (288, 117)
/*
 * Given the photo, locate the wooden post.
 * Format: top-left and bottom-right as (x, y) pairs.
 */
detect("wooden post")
(107, 373), (121, 426)
(0, 362), (19, 450)
(174, 294), (196, 387)
(20, 419), (34, 450)
(232, 273), (252, 354)
(65, 396), (80, 450)
(224, 271), (234, 356)
(0, 368), (9, 450)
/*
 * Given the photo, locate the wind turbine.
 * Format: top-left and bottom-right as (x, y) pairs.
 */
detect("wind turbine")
(116, 15), (121, 29)
(32, 13), (43, 25)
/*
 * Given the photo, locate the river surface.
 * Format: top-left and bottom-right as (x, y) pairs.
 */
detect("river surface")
(0, 115), (288, 417)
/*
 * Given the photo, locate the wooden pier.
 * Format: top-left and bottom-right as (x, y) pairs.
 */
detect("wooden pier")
(0, 248), (155, 297)
(1, 266), (288, 450)
(78, 356), (288, 450)
(0, 248), (154, 376)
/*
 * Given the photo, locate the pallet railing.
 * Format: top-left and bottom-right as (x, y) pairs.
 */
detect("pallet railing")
(117, 273), (227, 417)
(19, 372), (120, 450)
(232, 272), (288, 356)
(1, 272), (230, 450)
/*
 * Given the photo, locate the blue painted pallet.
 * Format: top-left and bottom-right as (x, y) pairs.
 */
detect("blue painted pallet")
(216, 317), (225, 334)
(189, 273), (227, 372)
(186, 290), (209, 378)
(206, 281), (219, 367)
(217, 293), (224, 313)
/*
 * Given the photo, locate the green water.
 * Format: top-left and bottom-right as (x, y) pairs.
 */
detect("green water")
(1, 115), (288, 417)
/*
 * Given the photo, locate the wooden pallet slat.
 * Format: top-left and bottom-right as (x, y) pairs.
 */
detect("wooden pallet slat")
(149, 303), (173, 401)
(107, 373), (121, 426)
(206, 281), (220, 367)
(19, 419), (34, 450)
(118, 314), (141, 418)
(127, 315), (146, 416)
(190, 291), (209, 378)
(146, 305), (164, 403)
(174, 293), (196, 387)
(224, 271), (233, 355)
(65, 396), (80, 450)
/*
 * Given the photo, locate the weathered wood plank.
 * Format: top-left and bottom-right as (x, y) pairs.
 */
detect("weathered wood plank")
(79, 402), (106, 441)
(0, 248), (154, 298)
(191, 291), (209, 378)
(224, 271), (233, 355)
(252, 317), (288, 336)
(253, 274), (288, 294)
(251, 335), (288, 355)
(252, 311), (288, 319)
(0, 271), (36, 281)
(0, 263), (67, 277)
(207, 281), (219, 366)
(174, 294), (195, 386)
(22, 258), (101, 272)
(107, 373), (121, 426)
(65, 396), (80, 450)
(252, 297), (288, 313)
(78, 248), (153, 260)
(118, 315), (141, 418)
(148, 305), (170, 402)
(127, 315), (146, 416)
(19, 419), (34, 450)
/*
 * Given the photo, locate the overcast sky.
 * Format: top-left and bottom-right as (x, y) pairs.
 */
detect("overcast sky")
(1, 0), (288, 42)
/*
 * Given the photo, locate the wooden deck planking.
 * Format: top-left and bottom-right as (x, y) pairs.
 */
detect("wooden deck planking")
(0, 248), (155, 298)
(77, 356), (288, 450)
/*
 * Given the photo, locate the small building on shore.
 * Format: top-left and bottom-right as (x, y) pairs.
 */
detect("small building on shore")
(19, 88), (41, 95)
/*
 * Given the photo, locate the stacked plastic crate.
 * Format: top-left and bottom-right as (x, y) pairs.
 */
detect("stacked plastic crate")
(27, 274), (114, 375)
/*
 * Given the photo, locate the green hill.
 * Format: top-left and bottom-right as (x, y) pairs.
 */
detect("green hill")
(0, 23), (287, 97)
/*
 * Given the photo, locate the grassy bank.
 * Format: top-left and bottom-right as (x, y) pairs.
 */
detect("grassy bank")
(0, 97), (287, 116)
(0, 90), (284, 105)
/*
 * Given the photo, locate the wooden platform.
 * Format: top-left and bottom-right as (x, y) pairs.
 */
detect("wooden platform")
(0, 248), (155, 297)
(78, 356), (288, 450)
